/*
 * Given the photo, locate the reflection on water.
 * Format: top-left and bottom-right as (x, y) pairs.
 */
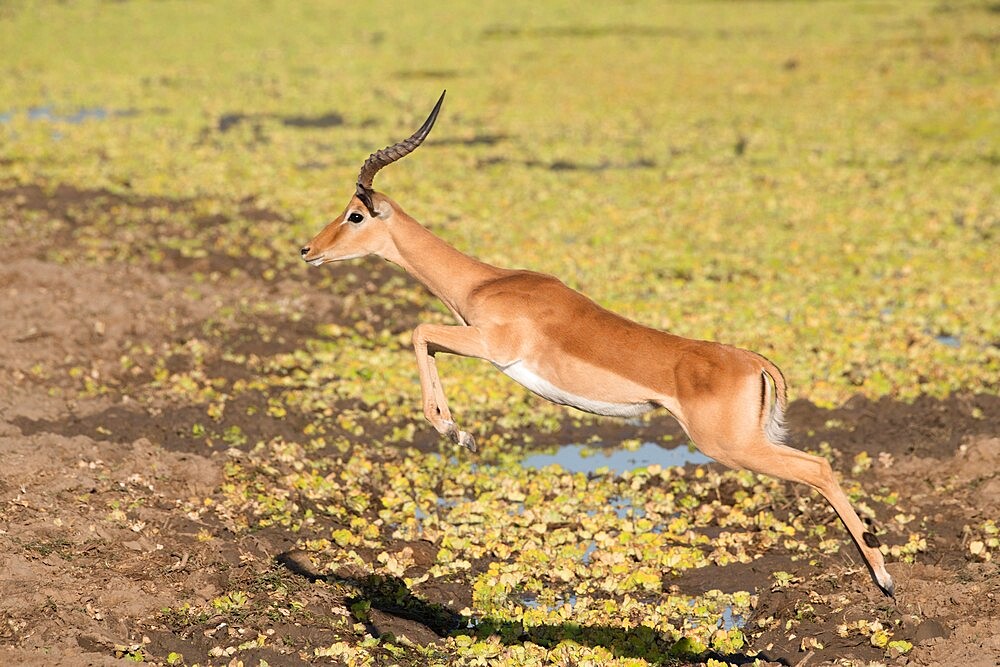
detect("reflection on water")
(520, 441), (711, 475)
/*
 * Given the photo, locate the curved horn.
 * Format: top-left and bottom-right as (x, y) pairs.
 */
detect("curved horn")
(355, 90), (446, 214)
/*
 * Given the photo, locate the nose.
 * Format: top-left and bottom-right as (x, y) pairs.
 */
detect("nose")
(300, 246), (310, 258)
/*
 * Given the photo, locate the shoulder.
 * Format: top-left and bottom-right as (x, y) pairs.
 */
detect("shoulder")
(471, 270), (569, 301)
(465, 270), (589, 326)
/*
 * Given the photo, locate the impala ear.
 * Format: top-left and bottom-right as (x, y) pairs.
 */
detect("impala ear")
(355, 184), (378, 217)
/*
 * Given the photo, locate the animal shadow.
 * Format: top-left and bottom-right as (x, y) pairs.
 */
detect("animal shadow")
(276, 550), (787, 665)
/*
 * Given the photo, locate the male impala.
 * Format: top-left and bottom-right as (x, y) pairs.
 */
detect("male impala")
(301, 92), (894, 597)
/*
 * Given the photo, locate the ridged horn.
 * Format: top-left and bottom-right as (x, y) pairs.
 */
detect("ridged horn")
(355, 90), (446, 215)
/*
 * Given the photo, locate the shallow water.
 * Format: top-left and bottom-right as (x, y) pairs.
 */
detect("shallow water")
(520, 441), (711, 475)
(518, 592), (579, 611)
(609, 495), (646, 519)
(721, 605), (745, 630)
(935, 334), (961, 348)
(0, 106), (137, 124)
(414, 496), (458, 521)
(685, 599), (747, 631)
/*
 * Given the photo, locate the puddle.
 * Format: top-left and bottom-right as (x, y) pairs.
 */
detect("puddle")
(0, 106), (139, 124)
(610, 495), (646, 519)
(935, 334), (960, 348)
(686, 600), (746, 631)
(0, 106), (143, 142)
(414, 497), (460, 521)
(519, 592), (578, 611)
(521, 441), (711, 475)
(721, 605), (745, 630)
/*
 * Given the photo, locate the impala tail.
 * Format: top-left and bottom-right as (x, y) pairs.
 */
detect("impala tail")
(758, 356), (788, 445)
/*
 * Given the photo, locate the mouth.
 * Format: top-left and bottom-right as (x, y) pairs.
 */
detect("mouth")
(306, 257), (325, 267)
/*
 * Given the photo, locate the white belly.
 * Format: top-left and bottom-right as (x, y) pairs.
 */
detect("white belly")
(495, 360), (656, 418)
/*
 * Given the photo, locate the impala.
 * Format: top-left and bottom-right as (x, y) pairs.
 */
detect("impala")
(300, 92), (894, 597)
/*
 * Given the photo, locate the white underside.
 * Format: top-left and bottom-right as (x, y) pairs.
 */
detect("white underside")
(495, 360), (656, 418)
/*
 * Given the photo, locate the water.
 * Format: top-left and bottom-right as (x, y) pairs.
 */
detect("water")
(414, 496), (459, 521)
(520, 441), (711, 475)
(519, 592), (578, 611)
(935, 334), (960, 348)
(686, 600), (746, 631)
(610, 496), (646, 519)
(1, 106), (137, 124)
(721, 605), (745, 630)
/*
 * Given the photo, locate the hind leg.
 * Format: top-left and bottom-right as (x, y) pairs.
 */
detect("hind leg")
(671, 379), (893, 597)
(720, 435), (893, 596)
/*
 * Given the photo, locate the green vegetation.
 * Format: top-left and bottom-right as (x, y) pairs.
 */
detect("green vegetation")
(1, 1), (996, 664)
(2, 0), (996, 406)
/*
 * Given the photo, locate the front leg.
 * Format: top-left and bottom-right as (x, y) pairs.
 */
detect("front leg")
(411, 323), (491, 452)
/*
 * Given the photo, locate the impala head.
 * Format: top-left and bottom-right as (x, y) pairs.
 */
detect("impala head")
(300, 91), (446, 266)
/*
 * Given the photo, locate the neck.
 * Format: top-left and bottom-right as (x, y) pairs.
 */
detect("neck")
(381, 214), (506, 323)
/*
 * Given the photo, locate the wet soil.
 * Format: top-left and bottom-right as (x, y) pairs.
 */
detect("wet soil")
(0, 181), (997, 665)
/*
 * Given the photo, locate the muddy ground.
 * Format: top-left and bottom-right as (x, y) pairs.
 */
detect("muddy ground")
(0, 182), (998, 666)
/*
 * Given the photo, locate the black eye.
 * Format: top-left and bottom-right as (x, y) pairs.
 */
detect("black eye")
(347, 212), (364, 223)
